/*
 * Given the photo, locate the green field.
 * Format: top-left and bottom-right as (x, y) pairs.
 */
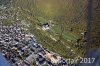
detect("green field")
(2, 0), (88, 58)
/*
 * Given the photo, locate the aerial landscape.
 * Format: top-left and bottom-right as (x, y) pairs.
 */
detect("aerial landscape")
(0, 0), (100, 66)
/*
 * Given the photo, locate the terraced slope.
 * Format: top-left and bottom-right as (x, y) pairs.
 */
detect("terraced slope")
(1, 0), (88, 59)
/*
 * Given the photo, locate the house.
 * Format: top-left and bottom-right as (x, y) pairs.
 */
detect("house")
(42, 23), (50, 31)
(36, 55), (46, 65)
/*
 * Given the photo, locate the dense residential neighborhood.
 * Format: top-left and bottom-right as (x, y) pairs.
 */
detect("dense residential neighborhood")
(0, 22), (68, 66)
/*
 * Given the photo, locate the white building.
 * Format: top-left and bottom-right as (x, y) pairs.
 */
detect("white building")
(42, 23), (50, 31)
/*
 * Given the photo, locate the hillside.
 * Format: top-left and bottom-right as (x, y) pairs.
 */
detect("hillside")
(0, 0), (88, 60)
